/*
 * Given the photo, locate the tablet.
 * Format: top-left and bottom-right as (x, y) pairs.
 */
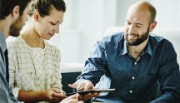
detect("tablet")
(67, 88), (115, 96)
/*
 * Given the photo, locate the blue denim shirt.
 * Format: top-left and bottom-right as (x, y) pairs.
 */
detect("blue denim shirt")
(78, 32), (180, 103)
(0, 33), (18, 103)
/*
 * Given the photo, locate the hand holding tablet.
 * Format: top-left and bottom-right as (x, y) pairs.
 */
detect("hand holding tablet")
(67, 88), (115, 96)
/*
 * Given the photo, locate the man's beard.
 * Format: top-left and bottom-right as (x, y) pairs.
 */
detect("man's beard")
(126, 27), (149, 46)
(9, 16), (23, 37)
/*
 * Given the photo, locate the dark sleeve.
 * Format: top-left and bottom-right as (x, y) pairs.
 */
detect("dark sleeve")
(77, 41), (108, 85)
(151, 40), (180, 103)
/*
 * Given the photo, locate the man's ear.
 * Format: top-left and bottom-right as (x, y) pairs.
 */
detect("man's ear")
(149, 21), (157, 32)
(11, 5), (20, 19)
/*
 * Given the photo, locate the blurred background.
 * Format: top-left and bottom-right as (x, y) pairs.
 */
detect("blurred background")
(50, 0), (180, 64)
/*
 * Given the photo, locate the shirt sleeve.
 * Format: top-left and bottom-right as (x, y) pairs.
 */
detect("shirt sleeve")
(7, 41), (21, 99)
(77, 41), (108, 85)
(50, 47), (65, 93)
(151, 40), (180, 103)
(0, 41), (18, 103)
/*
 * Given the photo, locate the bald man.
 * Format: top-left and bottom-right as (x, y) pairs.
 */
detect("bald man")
(70, 1), (180, 103)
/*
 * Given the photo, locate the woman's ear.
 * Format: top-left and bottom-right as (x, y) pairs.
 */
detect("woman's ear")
(149, 21), (157, 32)
(12, 5), (20, 19)
(33, 11), (40, 21)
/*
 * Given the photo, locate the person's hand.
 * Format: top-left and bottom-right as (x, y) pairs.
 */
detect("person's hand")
(60, 93), (79, 103)
(78, 92), (100, 100)
(68, 80), (100, 100)
(68, 80), (94, 91)
(44, 88), (67, 103)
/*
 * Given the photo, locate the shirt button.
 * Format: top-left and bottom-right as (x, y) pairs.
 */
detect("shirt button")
(134, 62), (137, 65)
(130, 90), (133, 93)
(132, 76), (135, 79)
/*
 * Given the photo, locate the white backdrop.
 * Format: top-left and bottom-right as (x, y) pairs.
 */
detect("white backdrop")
(50, 0), (180, 63)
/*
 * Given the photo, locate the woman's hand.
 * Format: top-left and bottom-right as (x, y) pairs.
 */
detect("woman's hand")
(44, 88), (67, 102)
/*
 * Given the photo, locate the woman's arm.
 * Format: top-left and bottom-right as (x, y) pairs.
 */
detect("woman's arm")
(18, 88), (66, 103)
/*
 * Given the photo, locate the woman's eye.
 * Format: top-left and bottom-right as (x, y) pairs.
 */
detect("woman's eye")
(50, 22), (56, 25)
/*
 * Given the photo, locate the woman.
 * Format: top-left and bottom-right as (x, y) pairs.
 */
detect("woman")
(8, 0), (67, 102)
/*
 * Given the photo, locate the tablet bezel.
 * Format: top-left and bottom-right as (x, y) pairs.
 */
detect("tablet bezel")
(67, 88), (115, 96)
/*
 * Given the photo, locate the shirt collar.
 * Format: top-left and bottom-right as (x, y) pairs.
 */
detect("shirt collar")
(121, 40), (128, 55)
(144, 41), (153, 56)
(119, 35), (153, 56)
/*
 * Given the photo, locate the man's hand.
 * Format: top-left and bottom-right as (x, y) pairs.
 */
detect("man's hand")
(68, 80), (100, 100)
(69, 80), (94, 91)
(60, 93), (79, 103)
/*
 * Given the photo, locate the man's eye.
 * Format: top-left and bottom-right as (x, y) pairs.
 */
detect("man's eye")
(126, 22), (131, 25)
(136, 25), (141, 28)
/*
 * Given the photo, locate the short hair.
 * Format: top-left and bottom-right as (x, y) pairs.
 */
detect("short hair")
(0, 0), (32, 20)
(133, 1), (156, 23)
(28, 0), (66, 17)
(143, 1), (156, 23)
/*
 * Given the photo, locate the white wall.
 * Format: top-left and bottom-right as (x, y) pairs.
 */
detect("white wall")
(153, 28), (180, 64)
(50, 0), (180, 64)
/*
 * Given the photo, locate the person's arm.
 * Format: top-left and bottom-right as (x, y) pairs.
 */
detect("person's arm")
(50, 47), (65, 93)
(77, 41), (108, 85)
(8, 39), (19, 98)
(69, 41), (107, 100)
(18, 89), (66, 103)
(0, 56), (18, 103)
(69, 41), (107, 90)
(151, 41), (180, 103)
(0, 41), (18, 103)
(0, 76), (18, 103)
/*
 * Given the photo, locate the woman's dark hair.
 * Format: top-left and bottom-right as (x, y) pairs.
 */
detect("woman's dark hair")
(0, 0), (31, 20)
(28, 0), (66, 17)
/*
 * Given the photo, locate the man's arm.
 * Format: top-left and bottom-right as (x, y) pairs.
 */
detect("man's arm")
(69, 41), (107, 100)
(150, 91), (179, 103)
(0, 51), (18, 103)
(77, 41), (108, 85)
(151, 41), (180, 103)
